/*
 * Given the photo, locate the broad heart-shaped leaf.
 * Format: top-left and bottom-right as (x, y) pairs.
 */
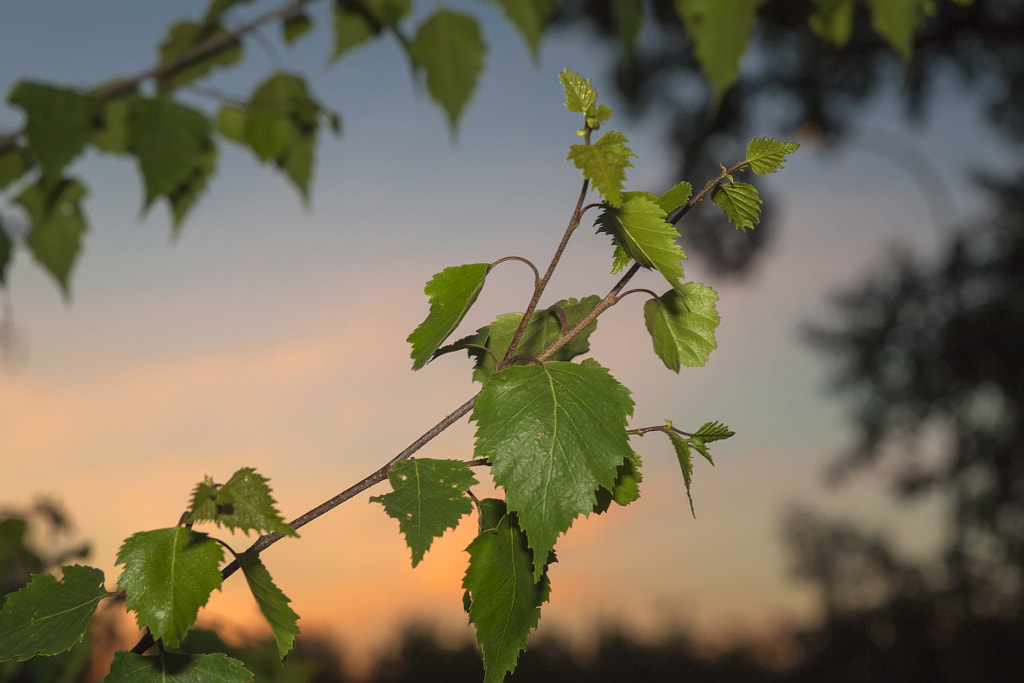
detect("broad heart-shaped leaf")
(8, 82), (99, 181)
(16, 178), (88, 297)
(408, 263), (491, 370)
(809, 0), (854, 47)
(658, 181), (692, 214)
(116, 527), (224, 647)
(643, 283), (720, 372)
(127, 96), (213, 211)
(331, 0), (411, 61)
(596, 193), (687, 294)
(186, 467), (296, 537)
(452, 296), (600, 382)
(558, 69), (597, 115)
(411, 10), (486, 134)
(744, 137), (800, 175)
(0, 565), (107, 662)
(156, 20), (242, 92)
(370, 459), (478, 567)
(712, 181), (762, 231)
(236, 553), (299, 660)
(673, 0), (763, 102)
(105, 651), (253, 683)
(472, 362), (635, 580)
(567, 130), (635, 208)
(463, 500), (552, 683)
(493, 0), (558, 60)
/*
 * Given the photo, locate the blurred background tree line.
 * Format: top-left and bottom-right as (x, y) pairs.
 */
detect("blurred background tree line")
(3, 0), (1023, 680)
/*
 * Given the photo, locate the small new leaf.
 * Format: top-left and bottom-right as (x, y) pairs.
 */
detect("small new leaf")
(237, 553), (300, 660)
(665, 422), (729, 517)
(463, 502), (551, 683)
(687, 421), (735, 463)
(186, 467), (296, 537)
(8, 82), (99, 181)
(370, 458), (478, 567)
(567, 130), (635, 207)
(411, 10), (486, 134)
(105, 651), (253, 683)
(472, 362), (634, 580)
(643, 283), (720, 372)
(712, 181), (761, 231)
(744, 137), (800, 175)
(116, 528), (224, 646)
(667, 431), (699, 517)
(16, 178), (88, 297)
(0, 565), (108, 662)
(558, 69), (597, 115)
(596, 193), (687, 293)
(408, 263), (490, 370)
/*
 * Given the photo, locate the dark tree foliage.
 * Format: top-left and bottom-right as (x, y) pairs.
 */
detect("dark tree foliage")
(558, 0), (1024, 275)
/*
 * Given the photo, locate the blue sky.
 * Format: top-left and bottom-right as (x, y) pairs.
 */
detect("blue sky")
(0, 0), (1009, 668)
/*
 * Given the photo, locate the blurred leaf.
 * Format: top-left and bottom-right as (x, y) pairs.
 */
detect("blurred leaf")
(186, 467), (296, 537)
(0, 221), (11, 285)
(867, 0), (929, 61)
(712, 181), (761, 230)
(331, 0), (411, 61)
(168, 141), (216, 229)
(8, 82), (99, 180)
(567, 130), (635, 207)
(0, 565), (107, 662)
(808, 0), (855, 47)
(236, 553), (299, 660)
(0, 146), (29, 189)
(673, 0), (764, 103)
(370, 459), (478, 566)
(128, 96), (212, 211)
(91, 97), (132, 154)
(643, 283), (720, 372)
(491, 0), (557, 60)
(472, 362), (634, 580)
(411, 10), (486, 133)
(203, 0), (257, 24)
(408, 263), (491, 370)
(16, 178), (88, 296)
(214, 105), (248, 144)
(105, 651), (253, 682)
(116, 527), (224, 647)
(282, 12), (314, 45)
(611, 0), (645, 56)
(156, 20), (242, 92)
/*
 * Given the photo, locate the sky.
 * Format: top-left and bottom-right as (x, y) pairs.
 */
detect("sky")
(0, 0), (1010, 673)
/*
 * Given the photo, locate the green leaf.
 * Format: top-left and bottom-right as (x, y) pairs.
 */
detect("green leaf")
(411, 10), (486, 134)
(214, 105), (248, 144)
(667, 431), (699, 517)
(245, 73), (318, 163)
(867, 0), (929, 61)
(8, 82), (99, 180)
(0, 222), (11, 286)
(688, 420), (735, 463)
(587, 103), (614, 130)
(16, 178), (88, 296)
(461, 296), (601, 382)
(611, 0), (645, 56)
(278, 129), (315, 202)
(282, 12), (314, 45)
(673, 0), (763, 102)
(643, 283), (720, 372)
(370, 458), (478, 567)
(407, 263), (491, 370)
(658, 181), (692, 214)
(744, 137), (800, 175)
(712, 181), (761, 231)
(558, 69), (597, 115)
(808, 0), (854, 47)
(168, 141), (217, 229)
(236, 553), (300, 661)
(0, 565), (107, 662)
(91, 97), (132, 154)
(331, 0), (412, 61)
(128, 97), (212, 211)
(186, 467), (296, 537)
(116, 527), (224, 647)
(472, 362), (635, 580)
(463, 501), (551, 683)
(105, 651), (253, 683)
(492, 0), (557, 60)
(567, 130), (635, 208)
(156, 21), (242, 92)
(0, 146), (29, 190)
(593, 451), (643, 514)
(596, 193), (687, 293)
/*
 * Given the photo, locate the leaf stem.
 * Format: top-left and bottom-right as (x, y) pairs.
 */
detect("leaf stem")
(666, 159), (751, 226)
(490, 255), (541, 283)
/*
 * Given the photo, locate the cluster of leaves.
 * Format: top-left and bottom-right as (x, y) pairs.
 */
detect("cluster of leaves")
(0, 468), (297, 682)
(0, 0), (954, 298)
(374, 70), (796, 682)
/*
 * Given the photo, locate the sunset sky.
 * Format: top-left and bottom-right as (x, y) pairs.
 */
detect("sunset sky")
(0, 0), (1010, 673)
